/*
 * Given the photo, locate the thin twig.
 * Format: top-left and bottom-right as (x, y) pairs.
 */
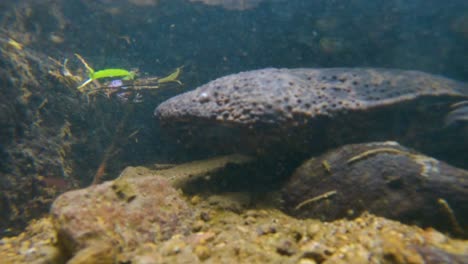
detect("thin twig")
(295, 190), (337, 210)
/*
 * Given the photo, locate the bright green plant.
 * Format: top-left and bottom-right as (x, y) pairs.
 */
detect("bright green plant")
(75, 53), (136, 91)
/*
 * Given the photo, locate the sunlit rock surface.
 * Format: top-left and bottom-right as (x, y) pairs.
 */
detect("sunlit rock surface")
(50, 169), (193, 263)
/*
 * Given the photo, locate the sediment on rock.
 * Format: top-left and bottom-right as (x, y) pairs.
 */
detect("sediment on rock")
(282, 141), (468, 238)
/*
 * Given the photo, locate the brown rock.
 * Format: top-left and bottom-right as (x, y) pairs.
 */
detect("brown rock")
(282, 141), (468, 237)
(0, 217), (66, 264)
(50, 173), (193, 263)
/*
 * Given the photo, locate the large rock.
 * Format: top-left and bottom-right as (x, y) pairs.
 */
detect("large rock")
(50, 169), (193, 263)
(282, 141), (468, 237)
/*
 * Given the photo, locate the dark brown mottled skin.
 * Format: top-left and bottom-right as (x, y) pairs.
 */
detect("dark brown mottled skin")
(155, 68), (468, 163)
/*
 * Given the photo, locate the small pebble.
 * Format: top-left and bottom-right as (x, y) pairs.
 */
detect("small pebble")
(162, 240), (186, 256)
(256, 224), (277, 236)
(307, 223), (321, 237)
(276, 239), (296, 256)
(191, 232), (215, 245)
(200, 211), (211, 222)
(192, 220), (205, 232)
(194, 245), (211, 260)
(190, 195), (201, 205)
(300, 241), (334, 262)
(298, 258), (317, 264)
(244, 216), (256, 225)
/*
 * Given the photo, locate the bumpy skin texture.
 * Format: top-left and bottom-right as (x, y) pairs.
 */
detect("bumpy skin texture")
(154, 68), (468, 157)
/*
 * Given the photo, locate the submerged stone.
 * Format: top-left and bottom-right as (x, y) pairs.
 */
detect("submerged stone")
(50, 172), (193, 263)
(3, 207), (468, 263)
(155, 68), (468, 165)
(281, 141), (468, 237)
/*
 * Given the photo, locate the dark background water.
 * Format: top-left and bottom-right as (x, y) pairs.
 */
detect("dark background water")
(63, 0), (468, 81)
(0, 0), (467, 236)
(3, 0), (467, 81)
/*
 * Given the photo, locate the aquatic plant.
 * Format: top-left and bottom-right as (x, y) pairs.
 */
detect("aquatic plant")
(75, 53), (136, 91)
(74, 54), (183, 103)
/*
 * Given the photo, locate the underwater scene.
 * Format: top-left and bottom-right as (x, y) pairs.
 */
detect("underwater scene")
(0, 0), (467, 263)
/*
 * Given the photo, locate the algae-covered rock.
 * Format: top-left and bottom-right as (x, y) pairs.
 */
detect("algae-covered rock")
(7, 210), (468, 263)
(3, 184), (468, 263)
(50, 172), (193, 263)
(0, 217), (65, 264)
(282, 141), (468, 237)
